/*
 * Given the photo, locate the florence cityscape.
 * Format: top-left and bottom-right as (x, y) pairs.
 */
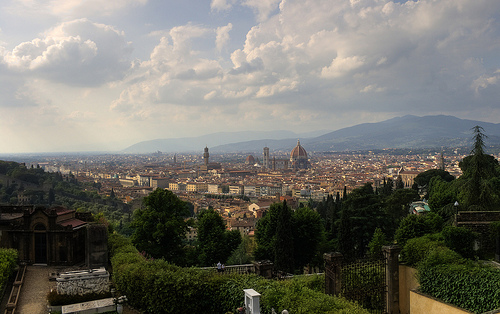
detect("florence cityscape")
(1, 0), (500, 313)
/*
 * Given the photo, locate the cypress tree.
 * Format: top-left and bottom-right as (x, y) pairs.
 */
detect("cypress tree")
(274, 201), (294, 273)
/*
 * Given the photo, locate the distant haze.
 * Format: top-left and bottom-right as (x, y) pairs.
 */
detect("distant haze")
(122, 115), (500, 154)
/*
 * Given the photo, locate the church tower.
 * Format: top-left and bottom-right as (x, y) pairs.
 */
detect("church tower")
(263, 147), (270, 169)
(203, 146), (209, 167)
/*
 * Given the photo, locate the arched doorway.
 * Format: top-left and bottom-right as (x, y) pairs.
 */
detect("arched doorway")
(33, 223), (47, 264)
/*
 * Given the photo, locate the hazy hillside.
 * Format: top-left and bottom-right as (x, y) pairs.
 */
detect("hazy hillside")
(122, 130), (329, 153)
(123, 115), (500, 154)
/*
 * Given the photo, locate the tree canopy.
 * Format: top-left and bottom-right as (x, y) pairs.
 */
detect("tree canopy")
(255, 201), (323, 273)
(197, 208), (241, 266)
(427, 126), (500, 211)
(131, 188), (190, 263)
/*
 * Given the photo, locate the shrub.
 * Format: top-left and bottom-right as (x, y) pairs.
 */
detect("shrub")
(441, 226), (477, 259)
(400, 234), (444, 266)
(418, 261), (500, 313)
(0, 248), (18, 292)
(109, 234), (368, 314)
(395, 212), (443, 247)
(417, 245), (500, 313)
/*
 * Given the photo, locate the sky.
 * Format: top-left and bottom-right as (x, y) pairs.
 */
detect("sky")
(0, 0), (499, 153)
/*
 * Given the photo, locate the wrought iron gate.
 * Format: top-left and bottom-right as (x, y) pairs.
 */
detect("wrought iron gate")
(340, 258), (386, 313)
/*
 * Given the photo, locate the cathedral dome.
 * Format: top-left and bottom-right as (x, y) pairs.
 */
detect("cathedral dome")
(290, 140), (308, 160)
(245, 155), (255, 164)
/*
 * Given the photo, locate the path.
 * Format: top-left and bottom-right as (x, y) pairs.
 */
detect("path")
(17, 265), (57, 314)
(15, 265), (141, 314)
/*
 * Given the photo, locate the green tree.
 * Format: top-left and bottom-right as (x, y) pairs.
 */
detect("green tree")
(441, 226), (477, 259)
(197, 209), (241, 266)
(368, 228), (387, 259)
(383, 188), (419, 234)
(394, 212), (443, 247)
(292, 206), (324, 271)
(337, 183), (387, 260)
(458, 126), (500, 210)
(227, 235), (253, 265)
(274, 201), (294, 273)
(131, 188), (190, 263)
(414, 169), (454, 198)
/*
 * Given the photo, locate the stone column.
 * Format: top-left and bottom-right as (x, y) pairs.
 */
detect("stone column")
(323, 252), (343, 296)
(253, 260), (274, 279)
(383, 245), (401, 314)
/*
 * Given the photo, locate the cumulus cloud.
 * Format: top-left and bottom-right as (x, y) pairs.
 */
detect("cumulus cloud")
(111, 0), (500, 125)
(211, 0), (237, 12)
(216, 23), (233, 53)
(3, 19), (132, 86)
(242, 0), (281, 22)
(321, 55), (365, 78)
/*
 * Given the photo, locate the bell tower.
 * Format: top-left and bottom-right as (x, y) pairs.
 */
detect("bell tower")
(203, 146), (209, 167)
(263, 147), (269, 169)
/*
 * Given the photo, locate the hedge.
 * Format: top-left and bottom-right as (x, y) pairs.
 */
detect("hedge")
(0, 248), (17, 292)
(418, 246), (500, 313)
(109, 233), (368, 314)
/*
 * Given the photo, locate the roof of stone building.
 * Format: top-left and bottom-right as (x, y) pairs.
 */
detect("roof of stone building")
(290, 139), (308, 159)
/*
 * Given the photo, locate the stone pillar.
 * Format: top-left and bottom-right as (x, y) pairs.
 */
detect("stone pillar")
(86, 224), (108, 269)
(253, 260), (273, 279)
(323, 252), (342, 296)
(383, 245), (401, 314)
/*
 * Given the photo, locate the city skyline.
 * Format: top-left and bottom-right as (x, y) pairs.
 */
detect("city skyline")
(1, 0), (500, 154)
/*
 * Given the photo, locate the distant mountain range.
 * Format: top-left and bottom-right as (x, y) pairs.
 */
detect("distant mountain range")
(122, 115), (500, 154)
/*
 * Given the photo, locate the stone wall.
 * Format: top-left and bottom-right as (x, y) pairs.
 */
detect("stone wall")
(410, 290), (472, 314)
(56, 267), (110, 296)
(456, 211), (500, 254)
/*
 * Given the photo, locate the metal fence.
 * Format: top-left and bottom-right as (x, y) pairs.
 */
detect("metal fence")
(341, 258), (387, 313)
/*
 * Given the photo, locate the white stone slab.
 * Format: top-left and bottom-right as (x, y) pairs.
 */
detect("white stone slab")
(62, 298), (114, 314)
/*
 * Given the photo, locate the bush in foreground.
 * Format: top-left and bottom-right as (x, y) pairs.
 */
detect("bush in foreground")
(0, 248), (18, 292)
(109, 233), (368, 314)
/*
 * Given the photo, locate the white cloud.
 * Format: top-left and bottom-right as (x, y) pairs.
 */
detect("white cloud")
(242, 0), (281, 22)
(3, 19), (132, 86)
(321, 56), (365, 78)
(472, 72), (500, 95)
(3, 0), (500, 153)
(216, 23), (233, 53)
(211, 0), (236, 11)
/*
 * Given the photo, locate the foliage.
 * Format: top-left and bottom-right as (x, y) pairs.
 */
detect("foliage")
(109, 233), (368, 314)
(367, 228), (387, 259)
(292, 206), (324, 270)
(399, 234), (444, 266)
(413, 169), (454, 198)
(418, 256), (500, 313)
(427, 126), (500, 212)
(226, 235), (254, 265)
(394, 212), (443, 247)
(255, 202), (323, 273)
(0, 248), (18, 292)
(383, 188), (419, 235)
(131, 188), (190, 264)
(337, 183), (387, 260)
(441, 226), (477, 259)
(274, 201), (294, 273)
(197, 208), (241, 266)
